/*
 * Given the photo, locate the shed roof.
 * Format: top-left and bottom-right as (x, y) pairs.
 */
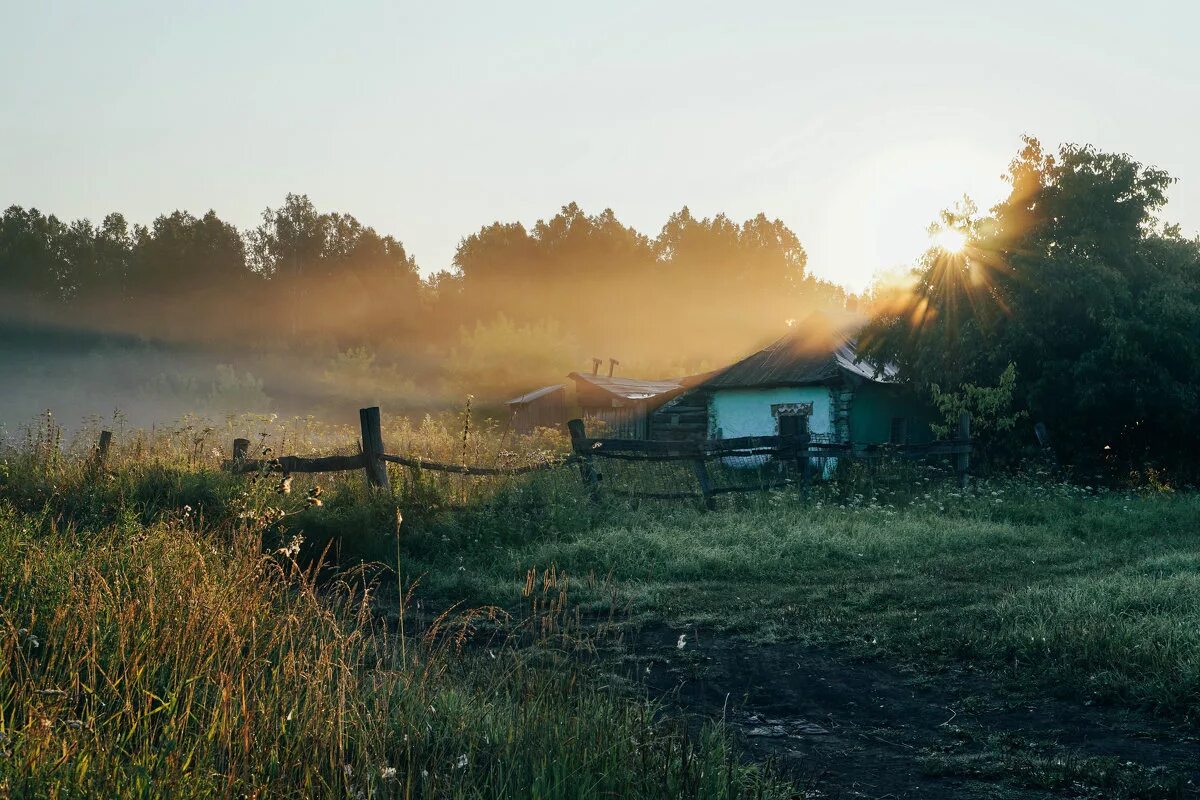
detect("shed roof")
(568, 372), (684, 401)
(702, 311), (898, 390)
(506, 383), (565, 406)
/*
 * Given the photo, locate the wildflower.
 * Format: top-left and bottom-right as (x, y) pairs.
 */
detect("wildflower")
(278, 534), (304, 559)
(276, 476), (293, 495)
(676, 633), (687, 650)
(454, 754), (468, 769)
(380, 766), (398, 780)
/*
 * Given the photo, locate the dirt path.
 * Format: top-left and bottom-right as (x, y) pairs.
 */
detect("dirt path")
(611, 625), (1200, 799)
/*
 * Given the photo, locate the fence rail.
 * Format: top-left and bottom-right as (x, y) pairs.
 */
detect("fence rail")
(214, 406), (973, 511)
(567, 413), (972, 509)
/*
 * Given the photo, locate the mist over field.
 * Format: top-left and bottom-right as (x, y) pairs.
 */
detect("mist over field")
(0, 197), (848, 438)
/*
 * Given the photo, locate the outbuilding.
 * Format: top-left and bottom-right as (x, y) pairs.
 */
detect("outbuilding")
(505, 384), (567, 435)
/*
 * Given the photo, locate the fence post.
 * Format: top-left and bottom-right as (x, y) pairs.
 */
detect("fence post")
(691, 454), (716, 511)
(232, 438), (250, 468)
(566, 418), (600, 501)
(93, 430), (112, 471)
(359, 406), (391, 490)
(956, 411), (972, 489)
(796, 429), (812, 494)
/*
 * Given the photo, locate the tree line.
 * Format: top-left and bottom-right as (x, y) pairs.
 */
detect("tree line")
(0, 195), (845, 370)
(4, 136), (1199, 475)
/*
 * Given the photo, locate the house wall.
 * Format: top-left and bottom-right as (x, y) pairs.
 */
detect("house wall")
(510, 389), (566, 435)
(709, 386), (835, 439)
(647, 390), (709, 442)
(849, 383), (937, 444)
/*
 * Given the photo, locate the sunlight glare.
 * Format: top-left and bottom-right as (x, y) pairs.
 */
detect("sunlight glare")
(933, 227), (968, 254)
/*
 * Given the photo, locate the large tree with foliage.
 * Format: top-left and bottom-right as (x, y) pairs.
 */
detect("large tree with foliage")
(861, 137), (1200, 473)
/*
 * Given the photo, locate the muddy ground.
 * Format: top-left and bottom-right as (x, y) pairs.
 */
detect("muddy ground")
(605, 625), (1200, 799)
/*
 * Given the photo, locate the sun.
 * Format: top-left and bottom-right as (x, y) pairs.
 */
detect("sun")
(933, 227), (968, 254)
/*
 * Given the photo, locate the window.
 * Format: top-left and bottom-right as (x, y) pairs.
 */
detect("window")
(889, 416), (908, 444)
(771, 403), (812, 438)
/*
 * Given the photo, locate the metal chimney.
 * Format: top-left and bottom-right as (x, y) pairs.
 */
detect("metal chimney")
(608, 358), (619, 377)
(591, 357), (602, 375)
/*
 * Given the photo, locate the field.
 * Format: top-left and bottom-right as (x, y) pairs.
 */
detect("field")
(1, 414), (1198, 798)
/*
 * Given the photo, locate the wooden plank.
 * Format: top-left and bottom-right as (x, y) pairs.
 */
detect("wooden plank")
(379, 453), (572, 476)
(359, 407), (390, 490)
(227, 453), (365, 474)
(567, 419), (601, 501)
(956, 411), (971, 488)
(691, 458), (716, 510)
(606, 488), (701, 500)
(93, 430), (112, 470)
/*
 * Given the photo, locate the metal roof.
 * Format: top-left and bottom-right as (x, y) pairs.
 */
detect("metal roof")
(702, 311), (897, 389)
(506, 383), (566, 406)
(567, 372), (685, 401)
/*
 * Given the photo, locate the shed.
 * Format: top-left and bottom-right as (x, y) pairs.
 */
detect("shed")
(694, 310), (936, 446)
(505, 384), (567, 435)
(568, 371), (697, 439)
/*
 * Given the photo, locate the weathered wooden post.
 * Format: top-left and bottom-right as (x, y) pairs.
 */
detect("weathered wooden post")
(797, 428), (813, 494)
(93, 430), (112, 471)
(567, 418), (600, 501)
(232, 437), (250, 470)
(691, 451), (716, 511)
(359, 406), (390, 490)
(956, 411), (972, 489)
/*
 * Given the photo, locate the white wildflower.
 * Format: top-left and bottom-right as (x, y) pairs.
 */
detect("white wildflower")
(380, 766), (398, 780)
(454, 754), (468, 769)
(676, 634), (687, 650)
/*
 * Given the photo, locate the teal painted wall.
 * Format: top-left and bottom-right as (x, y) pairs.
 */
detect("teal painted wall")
(709, 386), (833, 438)
(849, 383), (937, 444)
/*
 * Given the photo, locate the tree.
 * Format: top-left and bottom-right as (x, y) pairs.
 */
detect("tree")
(128, 210), (248, 297)
(861, 137), (1200, 473)
(0, 206), (72, 308)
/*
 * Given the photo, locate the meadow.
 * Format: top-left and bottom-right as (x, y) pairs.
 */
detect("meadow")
(1, 412), (1197, 798)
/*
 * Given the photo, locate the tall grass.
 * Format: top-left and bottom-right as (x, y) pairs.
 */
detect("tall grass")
(0, 415), (793, 799)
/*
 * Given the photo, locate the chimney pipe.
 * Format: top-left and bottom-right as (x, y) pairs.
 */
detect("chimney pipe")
(591, 357), (602, 375)
(608, 358), (619, 377)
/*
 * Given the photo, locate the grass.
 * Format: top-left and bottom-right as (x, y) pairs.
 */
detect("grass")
(0, 416), (792, 799)
(421, 476), (1200, 721)
(4, 411), (1199, 796)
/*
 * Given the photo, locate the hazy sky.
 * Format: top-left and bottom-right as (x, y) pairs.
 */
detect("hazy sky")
(4, 0), (1197, 291)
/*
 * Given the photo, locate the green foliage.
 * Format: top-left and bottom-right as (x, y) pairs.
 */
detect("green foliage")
(861, 137), (1200, 475)
(929, 363), (1028, 462)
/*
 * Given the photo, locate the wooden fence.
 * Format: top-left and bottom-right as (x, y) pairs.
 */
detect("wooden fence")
(214, 406), (973, 511)
(225, 407), (576, 491)
(567, 412), (972, 509)
(81, 407), (971, 510)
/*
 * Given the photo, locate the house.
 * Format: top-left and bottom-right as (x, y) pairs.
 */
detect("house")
(505, 384), (567, 435)
(655, 311), (936, 446)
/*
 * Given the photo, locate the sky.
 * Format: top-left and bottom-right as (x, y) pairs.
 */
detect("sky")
(3, 0), (1198, 291)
